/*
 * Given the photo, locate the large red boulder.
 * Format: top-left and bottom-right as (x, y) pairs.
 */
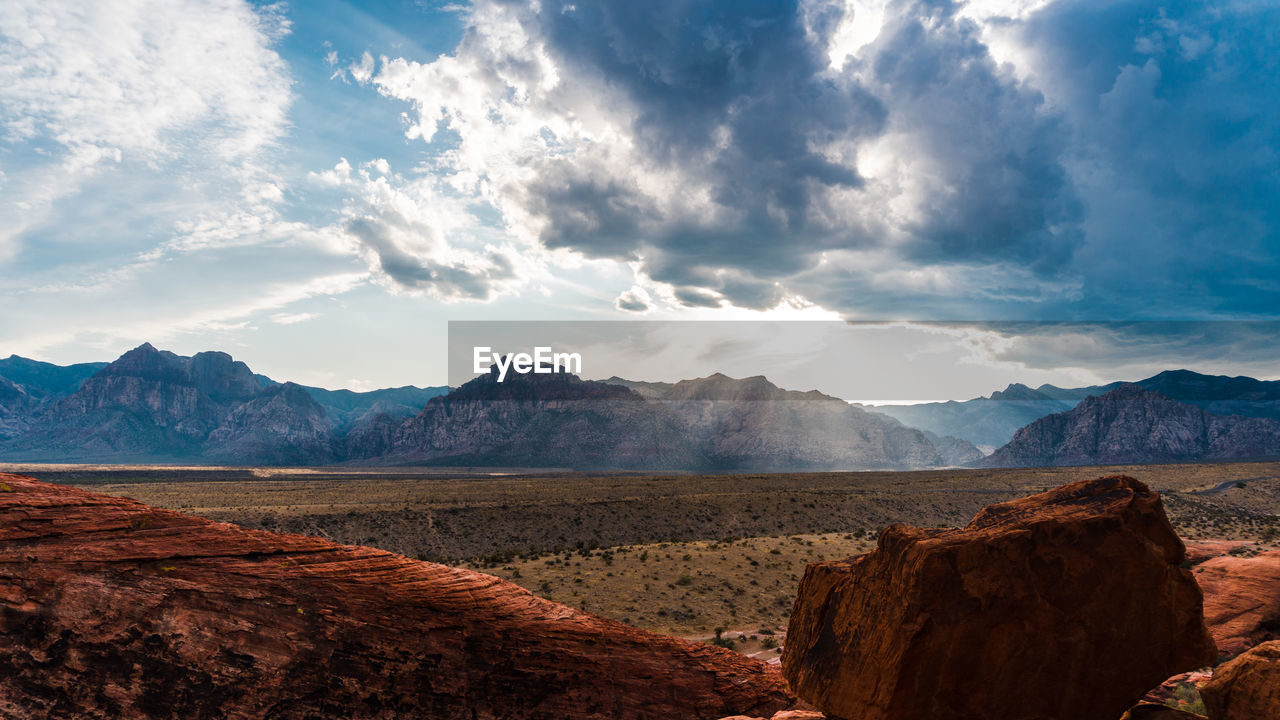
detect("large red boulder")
(1199, 639), (1280, 719)
(781, 475), (1217, 720)
(0, 474), (795, 719)
(1191, 549), (1280, 656)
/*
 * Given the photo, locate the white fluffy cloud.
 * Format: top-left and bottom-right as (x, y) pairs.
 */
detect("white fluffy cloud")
(0, 0), (293, 255)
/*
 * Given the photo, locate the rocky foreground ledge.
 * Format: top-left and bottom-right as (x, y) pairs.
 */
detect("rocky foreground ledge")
(0, 473), (795, 719)
(3, 471), (1277, 720)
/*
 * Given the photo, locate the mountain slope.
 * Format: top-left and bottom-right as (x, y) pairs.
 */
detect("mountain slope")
(876, 370), (1280, 450)
(366, 369), (705, 469)
(984, 384), (1280, 467)
(646, 373), (954, 470)
(2, 344), (238, 460)
(0, 355), (108, 439)
(873, 382), (1122, 450)
(0, 355), (108, 399)
(365, 370), (964, 471)
(301, 384), (448, 433)
(0, 346), (454, 465)
(1138, 369), (1280, 419)
(0, 345), (337, 463)
(204, 382), (337, 464)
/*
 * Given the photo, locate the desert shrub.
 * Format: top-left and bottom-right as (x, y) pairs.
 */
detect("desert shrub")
(1170, 682), (1206, 715)
(710, 626), (736, 649)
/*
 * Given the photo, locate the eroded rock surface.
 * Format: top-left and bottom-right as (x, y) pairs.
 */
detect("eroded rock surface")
(781, 475), (1217, 720)
(1199, 640), (1280, 720)
(0, 473), (795, 719)
(1192, 549), (1280, 656)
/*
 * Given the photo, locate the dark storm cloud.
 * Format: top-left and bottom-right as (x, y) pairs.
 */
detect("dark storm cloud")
(383, 0), (1279, 321)
(493, 0), (1086, 306)
(511, 0), (884, 279)
(1016, 0), (1280, 319)
(673, 287), (724, 308)
(864, 0), (1081, 271)
(345, 216), (515, 300)
(929, 321), (1280, 379)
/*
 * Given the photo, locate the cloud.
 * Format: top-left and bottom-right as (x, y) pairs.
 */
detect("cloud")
(345, 215), (516, 300)
(368, 0), (1087, 317)
(362, 0), (1278, 322)
(615, 286), (652, 312)
(271, 312), (319, 325)
(309, 155), (525, 301)
(0, 0), (294, 257)
(1013, 1), (1280, 319)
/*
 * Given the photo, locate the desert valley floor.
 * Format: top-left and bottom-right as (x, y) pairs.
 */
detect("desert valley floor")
(6, 460), (1278, 644)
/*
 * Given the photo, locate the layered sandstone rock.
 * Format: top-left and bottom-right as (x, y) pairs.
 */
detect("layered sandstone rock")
(1199, 640), (1280, 720)
(1192, 549), (1280, 656)
(781, 475), (1217, 720)
(0, 474), (795, 719)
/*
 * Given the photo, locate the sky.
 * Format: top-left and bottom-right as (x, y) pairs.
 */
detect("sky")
(1, 0), (1277, 396)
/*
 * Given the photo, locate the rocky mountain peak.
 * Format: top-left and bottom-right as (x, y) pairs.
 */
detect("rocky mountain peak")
(441, 365), (639, 404)
(188, 350), (259, 403)
(989, 382), (1049, 402)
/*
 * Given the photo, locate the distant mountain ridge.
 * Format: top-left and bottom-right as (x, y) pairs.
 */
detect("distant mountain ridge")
(5, 346), (1278, 470)
(0, 344), (447, 464)
(0, 345), (975, 469)
(0, 355), (108, 440)
(984, 384), (1280, 467)
(350, 368), (975, 470)
(607, 373), (984, 468)
(873, 370), (1280, 449)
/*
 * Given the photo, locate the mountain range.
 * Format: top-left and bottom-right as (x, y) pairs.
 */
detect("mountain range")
(2, 343), (1279, 469)
(349, 368), (979, 470)
(0, 344), (978, 470)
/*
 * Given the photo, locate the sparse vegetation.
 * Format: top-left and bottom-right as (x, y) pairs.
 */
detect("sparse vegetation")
(1168, 681), (1207, 715)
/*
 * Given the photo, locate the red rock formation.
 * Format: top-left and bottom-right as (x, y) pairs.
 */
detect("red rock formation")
(781, 475), (1217, 720)
(1191, 549), (1280, 656)
(0, 473), (795, 719)
(1182, 539), (1254, 566)
(1199, 640), (1280, 719)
